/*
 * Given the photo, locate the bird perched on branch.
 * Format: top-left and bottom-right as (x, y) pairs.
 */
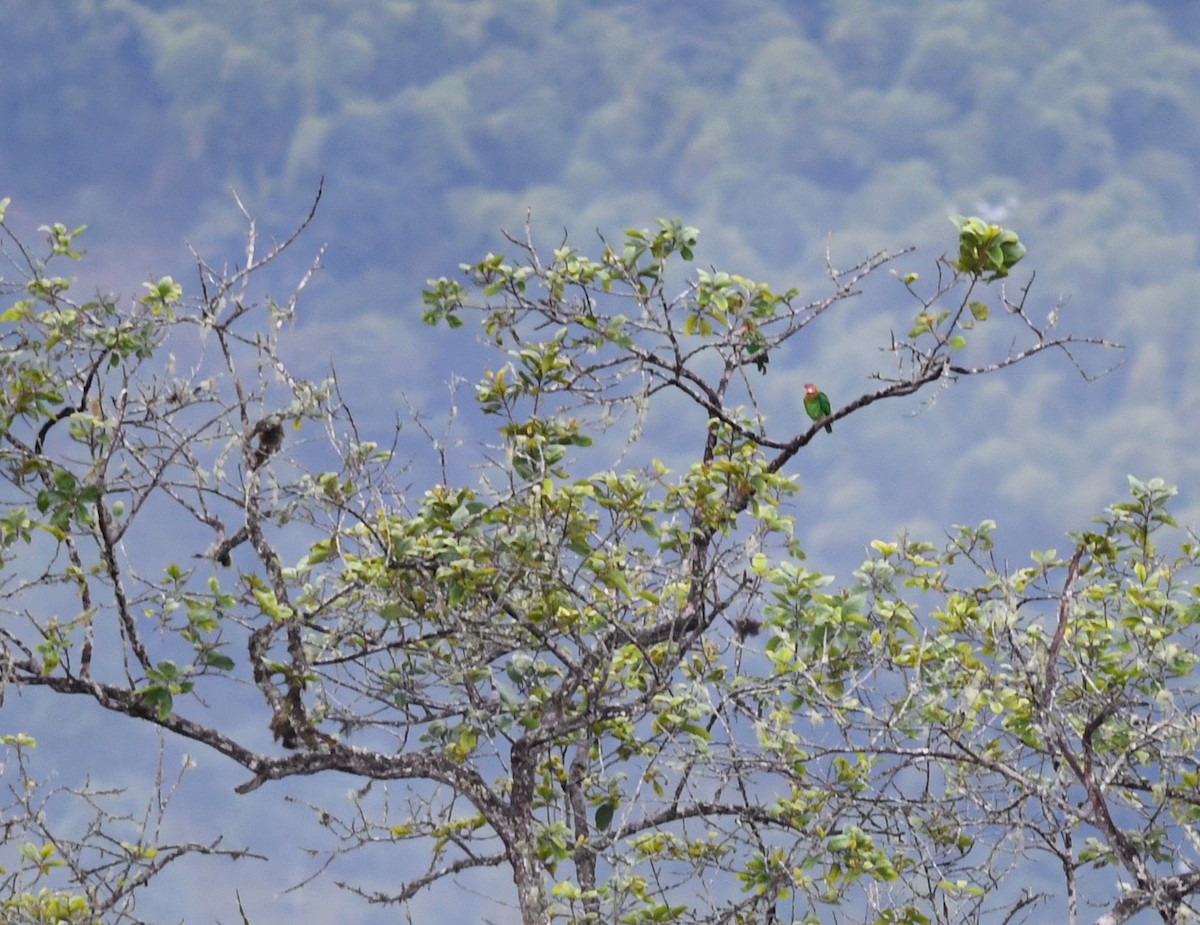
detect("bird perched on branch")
(249, 417), (285, 470)
(803, 383), (832, 433)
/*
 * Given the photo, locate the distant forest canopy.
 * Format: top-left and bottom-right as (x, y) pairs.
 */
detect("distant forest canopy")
(6, 1), (1200, 283)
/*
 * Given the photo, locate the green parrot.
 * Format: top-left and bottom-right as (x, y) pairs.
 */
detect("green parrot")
(803, 383), (832, 433)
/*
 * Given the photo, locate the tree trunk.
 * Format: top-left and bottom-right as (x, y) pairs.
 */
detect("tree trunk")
(509, 742), (551, 925)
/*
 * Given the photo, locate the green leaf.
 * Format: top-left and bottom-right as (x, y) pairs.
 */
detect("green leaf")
(199, 651), (235, 671)
(595, 801), (616, 831)
(140, 276), (182, 315)
(828, 833), (851, 852)
(140, 686), (174, 720)
(306, 538), (335, 565)
(379, 602), (407, 621)
(552, 880), (583, 899)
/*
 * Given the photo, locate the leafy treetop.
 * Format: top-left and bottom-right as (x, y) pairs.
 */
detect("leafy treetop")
(1, 195), (1181, 925)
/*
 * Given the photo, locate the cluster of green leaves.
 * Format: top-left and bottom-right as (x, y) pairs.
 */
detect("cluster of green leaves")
(0, 736), (91, 925)
(34, 469), (98, 533)
(0, 222), (170, 452)
(893, 214), (1032, 359)
(426, 218), (701, 333)
(3, 883), (94, 925)
(948, 214), (1026, 280)
(826, 476), (1199, 918)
